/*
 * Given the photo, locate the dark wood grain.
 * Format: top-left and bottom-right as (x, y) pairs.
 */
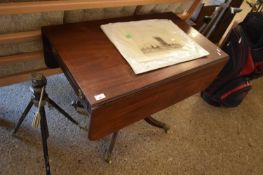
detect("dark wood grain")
(42, 13), (228, 140)
(90, 59), (226, 139)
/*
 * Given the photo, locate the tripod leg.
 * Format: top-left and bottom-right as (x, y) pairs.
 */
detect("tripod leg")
(40, 107), (51, 175)
(144, 116), (170, 133)
(48, 98), (79, 126)
(12, 99), (34, 135)
(104, 132), (118, 164)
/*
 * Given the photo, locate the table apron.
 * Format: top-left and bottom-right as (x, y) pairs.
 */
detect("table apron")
(89, 59), (226, 140)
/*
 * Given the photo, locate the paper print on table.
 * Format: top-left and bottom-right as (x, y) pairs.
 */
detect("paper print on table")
(101, 19), (209, 74)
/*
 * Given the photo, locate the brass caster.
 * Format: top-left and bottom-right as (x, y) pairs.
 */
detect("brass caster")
(164, 126), (170, 134)
(104, 153), (112, 164)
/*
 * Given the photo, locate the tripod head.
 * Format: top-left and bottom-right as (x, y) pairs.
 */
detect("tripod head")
(32, 73), (47, 88)
(30, 73), (47, 99)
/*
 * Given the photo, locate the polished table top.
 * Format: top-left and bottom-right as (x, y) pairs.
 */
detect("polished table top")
(42, 13), (228, 140)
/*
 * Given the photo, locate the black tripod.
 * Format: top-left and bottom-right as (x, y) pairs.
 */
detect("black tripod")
(12, 73), (81, 175)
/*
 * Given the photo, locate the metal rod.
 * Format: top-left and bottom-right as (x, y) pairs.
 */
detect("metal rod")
(104, 132), (118, 164)
(206, 1), (231, 38)
(201, 6), (222, 35)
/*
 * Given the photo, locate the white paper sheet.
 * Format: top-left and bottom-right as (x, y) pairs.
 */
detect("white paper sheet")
(101, 19), (209, 74)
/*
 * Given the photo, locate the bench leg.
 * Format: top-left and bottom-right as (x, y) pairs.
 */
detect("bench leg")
(144, 116), (170, 133)
(104, 132), (118, 164)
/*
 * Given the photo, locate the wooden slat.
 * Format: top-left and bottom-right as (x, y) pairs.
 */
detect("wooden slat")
(0, 0), (191, 15)
(0, 30), (41, 44)
(183, 0), (201, 19)
(218, 21), (238, 47)
(0, 51), (43, 65)
(177, 12), (189, 20)
(0, 68), (62, 87)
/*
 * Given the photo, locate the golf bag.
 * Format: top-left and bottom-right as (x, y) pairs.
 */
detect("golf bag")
(201, 12), (263, 107)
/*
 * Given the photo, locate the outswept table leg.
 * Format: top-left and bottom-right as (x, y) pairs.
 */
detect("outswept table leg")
(104, 132), (118, 164)
(144, 116), (170, 133)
